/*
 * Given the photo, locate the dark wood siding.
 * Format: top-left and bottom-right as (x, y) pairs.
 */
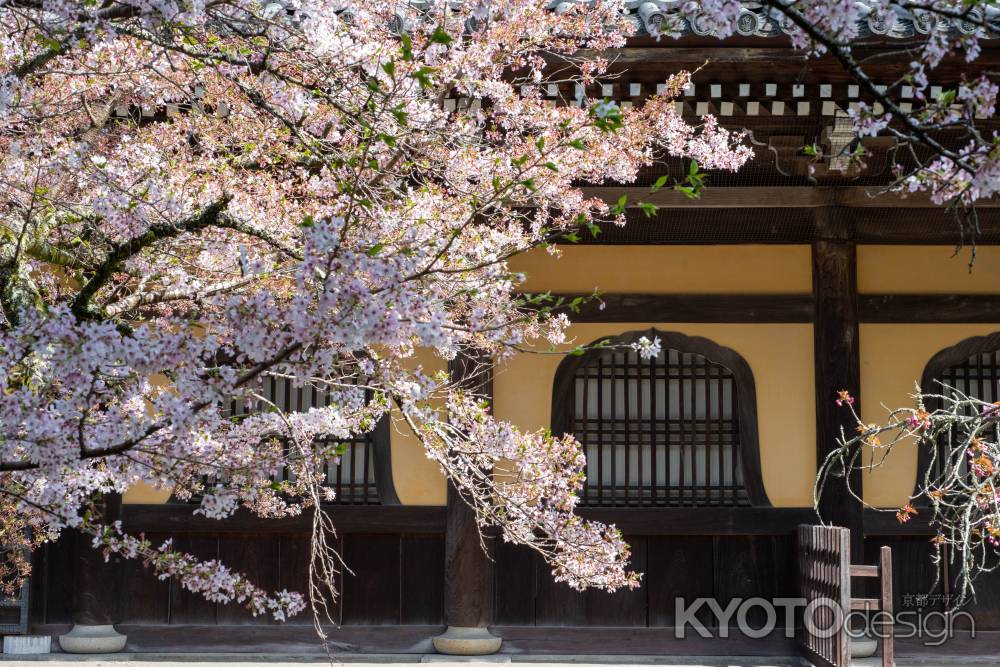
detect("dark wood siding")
(30, 506), (445, 628)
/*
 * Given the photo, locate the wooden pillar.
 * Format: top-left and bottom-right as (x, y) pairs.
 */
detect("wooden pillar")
(812, 208), (864, 562)
(59, 493), (128, 653)
(432, 353), (500, 656)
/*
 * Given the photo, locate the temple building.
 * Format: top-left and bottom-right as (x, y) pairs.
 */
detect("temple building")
(21, 2), (1000, 662)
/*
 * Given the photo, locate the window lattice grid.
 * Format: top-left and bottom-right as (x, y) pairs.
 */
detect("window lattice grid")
(224, 375), (380, 505)
(931, 350), (1000, 480)
(572, 347), (748, 507)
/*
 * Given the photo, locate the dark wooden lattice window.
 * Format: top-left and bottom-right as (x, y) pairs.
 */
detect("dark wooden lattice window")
(552, 329), (769, 508)
(191, 374), (398, 505)
(918, 333), (1000, 487)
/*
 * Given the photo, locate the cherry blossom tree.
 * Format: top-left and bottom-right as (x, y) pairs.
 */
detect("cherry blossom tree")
(0, 0), (996, 633)
(0, 0), (750, 629)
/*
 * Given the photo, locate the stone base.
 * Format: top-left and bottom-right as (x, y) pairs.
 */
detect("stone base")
(432, 626), (502, 656)
(58, 624), (127, 654)
(851, 637), (878, 658)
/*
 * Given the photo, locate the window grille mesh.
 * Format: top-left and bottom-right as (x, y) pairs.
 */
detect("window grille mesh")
(222, 375), (381, 505)
(572, 347), (749, 507)
(930, 350), (1000, 479)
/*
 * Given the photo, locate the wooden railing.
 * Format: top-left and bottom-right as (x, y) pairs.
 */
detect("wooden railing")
(798, 524), (894, 667)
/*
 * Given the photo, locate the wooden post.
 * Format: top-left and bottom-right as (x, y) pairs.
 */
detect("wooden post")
(879, 546), (894, 667)
(432, 353), (501, 656)
(812, 208), (864, 563)
(59, 493), (128, 654)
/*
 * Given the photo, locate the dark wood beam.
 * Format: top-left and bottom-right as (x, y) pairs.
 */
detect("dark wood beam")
(812, 209), (865, 561)
(578, 507), (816, 535)
(579, 186), (1000, 209)
(860, 294), (1000, 323)
(863, 508), (935, 536)
(550, 293), (813, 323)
(120, 504), (447, 534)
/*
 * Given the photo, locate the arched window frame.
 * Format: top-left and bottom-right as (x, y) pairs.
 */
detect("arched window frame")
(551, 328), (770, 508)
(915, 332), (1000, 499)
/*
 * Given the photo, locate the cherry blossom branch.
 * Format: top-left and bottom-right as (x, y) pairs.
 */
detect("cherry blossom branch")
(819, 388), (1000, 608)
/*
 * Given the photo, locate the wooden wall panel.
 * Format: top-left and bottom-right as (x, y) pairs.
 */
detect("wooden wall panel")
(217, 535), (280, 625)
(531, 537), (649, 627)
(496, 533), (795, 629)
(868, 536), (1000, 632)
(400, 535), (445, 625)
(29, 533), (76, 625)
(116, 531), (170, 625)
(168, 536), (219, 624)
(961, 567), (1000, 630)
(533, 555), (587, 626)
(647, 536), (715, 627)
(582, 537), (648, 627)
(494, 539), (535, 625)
(341, 534), (402, 625)
(278, 533), (341, 626)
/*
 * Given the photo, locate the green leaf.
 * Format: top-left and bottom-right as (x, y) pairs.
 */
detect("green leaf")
(382, 60), (396, 77)
(638, 202), (658, 218)
(545, 161), (559, 172)
(299, 215), (315, 228)
(938, 89), (957, 106)
(391, 105), (409, 125)
(650, 175), (669, 192)
(430, 25), (453, 45)
(400, 33), (414, 61)
(568, 139), (586, 150)
(610, 194), (628, 215)
(411, 66), (435, 89)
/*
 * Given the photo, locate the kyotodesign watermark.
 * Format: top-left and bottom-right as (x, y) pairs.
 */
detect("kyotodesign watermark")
(674, 596), (976, 646)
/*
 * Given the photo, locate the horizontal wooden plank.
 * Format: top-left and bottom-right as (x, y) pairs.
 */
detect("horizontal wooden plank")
(578, 507), (817, 535)
(851, 598), (882, 610)
(580, 186), (832, 209)
(850, 564), (879, 577)
(579, 186), (1000, 210)
(860, 294), (1000, 323)
(551, 293), (814, 323)
(121, 504), (447, 535)
(863, 508), (935, 536)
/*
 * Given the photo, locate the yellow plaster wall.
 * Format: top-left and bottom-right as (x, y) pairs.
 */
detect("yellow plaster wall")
(860, 323), (1000, 507)
(493, 322), (817, 507)
(123, 483), (173, 504)
(512, 245), (813, 294)
(388, 349), (449, 505)
(858, 245), (1000, 294)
